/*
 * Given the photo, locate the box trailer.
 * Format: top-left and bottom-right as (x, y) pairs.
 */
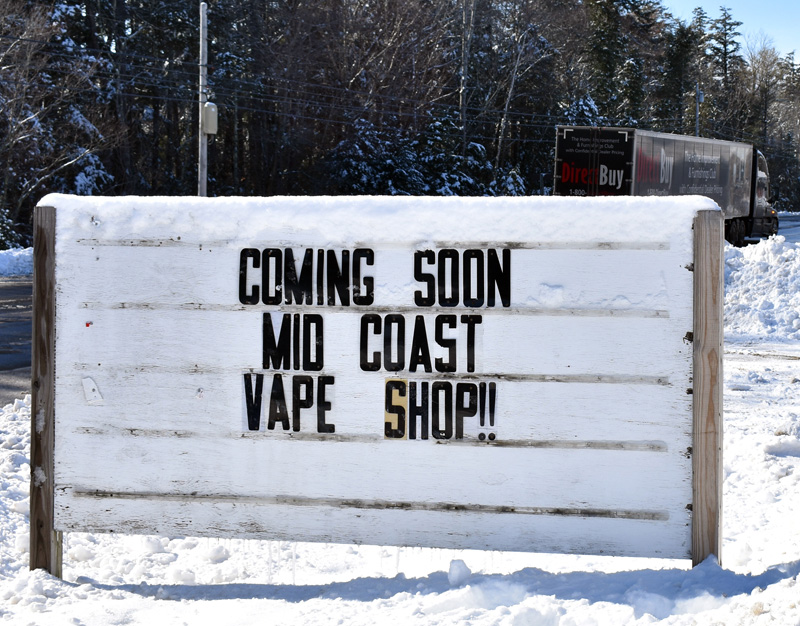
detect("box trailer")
(554, 126), (778, 245)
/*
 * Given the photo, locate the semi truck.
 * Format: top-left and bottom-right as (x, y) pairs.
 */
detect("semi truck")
(553, 126), (778, 245)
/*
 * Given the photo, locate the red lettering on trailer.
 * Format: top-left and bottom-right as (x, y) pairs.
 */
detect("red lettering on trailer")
(636, 150), (659, 184)
(562, 162), (598, 186)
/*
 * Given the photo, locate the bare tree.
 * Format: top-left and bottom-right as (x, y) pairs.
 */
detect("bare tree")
(743, 34), (782, 144)
(0, 0), (117, 245)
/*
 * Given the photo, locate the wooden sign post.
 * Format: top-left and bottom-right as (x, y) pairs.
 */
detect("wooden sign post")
(691, 211), (724, 566)
(30, 196), (723, 575)
(30, 205), (61, 576)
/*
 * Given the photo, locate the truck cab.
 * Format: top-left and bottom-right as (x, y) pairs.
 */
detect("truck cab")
(748, 151), (779, 240)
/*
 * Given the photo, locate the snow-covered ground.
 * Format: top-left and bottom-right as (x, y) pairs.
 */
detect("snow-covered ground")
(2, 215), (800, 624)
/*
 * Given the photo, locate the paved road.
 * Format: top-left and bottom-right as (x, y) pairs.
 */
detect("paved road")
(779, 212), (800, 239)
(0, 277), (32, 407)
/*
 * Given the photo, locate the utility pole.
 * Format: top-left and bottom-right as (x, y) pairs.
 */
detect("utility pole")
(198, 2), (208, 196)
(695, 82), (704, 137)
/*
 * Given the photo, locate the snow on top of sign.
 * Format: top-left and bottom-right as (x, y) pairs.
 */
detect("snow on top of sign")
(39, 193), (717, 249)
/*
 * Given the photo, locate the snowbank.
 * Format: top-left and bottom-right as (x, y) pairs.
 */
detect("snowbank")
(724, 235), (800, 342)
(0, 247), (32, 276)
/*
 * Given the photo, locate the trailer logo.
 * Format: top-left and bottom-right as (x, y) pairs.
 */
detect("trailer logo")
(560, 162), (624, 191)
(636, 148), (674, 187)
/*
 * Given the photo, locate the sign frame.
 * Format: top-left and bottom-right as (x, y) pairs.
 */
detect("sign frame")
(29, 199), (722, 575)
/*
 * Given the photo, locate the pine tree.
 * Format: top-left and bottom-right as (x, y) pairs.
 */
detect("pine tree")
(652, 17), (702, 134)
(585, 0), (625, 120)
(707, 6), (746, 138)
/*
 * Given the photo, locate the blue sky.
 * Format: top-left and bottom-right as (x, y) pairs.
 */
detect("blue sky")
(662, 1), (798, 58)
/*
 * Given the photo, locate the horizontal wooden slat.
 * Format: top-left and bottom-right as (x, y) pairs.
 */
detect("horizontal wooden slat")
(55, 435), (690, 512)
(71, 489), (671, 521)
(58, 246), (690, 310)
(54, 497), (689, 558)
(76, 237), (671, 251)
(54, 372), (692, 440)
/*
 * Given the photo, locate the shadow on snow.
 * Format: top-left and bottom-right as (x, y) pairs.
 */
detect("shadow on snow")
(71, 557), (800, 615)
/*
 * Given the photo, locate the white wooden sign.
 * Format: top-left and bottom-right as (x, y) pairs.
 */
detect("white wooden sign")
(30, 194), (723, 570)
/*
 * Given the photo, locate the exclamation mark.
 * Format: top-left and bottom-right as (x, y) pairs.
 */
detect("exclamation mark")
(488, 382), (496, 441)
(479, 382), (487, 427)
(489, 383), (496, 427)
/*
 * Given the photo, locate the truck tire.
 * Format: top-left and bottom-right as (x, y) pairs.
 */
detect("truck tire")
(725, 218), (745, 247)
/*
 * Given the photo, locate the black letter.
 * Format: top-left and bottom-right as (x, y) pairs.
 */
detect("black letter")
(435, 315), (457, 372)
(360, 314), (382, 371)
(460, 315), (482, 373)
(487, 249), (511, 307)
(292, 313), (301, 370)
(384, 314), (405, 372)
(263, 313), (291, 370)
(317, 249), (325, 305)
(455, 383), (478, 439)
(292, 376), (314, 432)
(303, 314), (324, 371)
(414, 250), (435, 306)
(244, 373), (264, 431)
(327, 250), (350, 306)
(239, 249), (260, 305)
(262, 248), (282, 305)
(284, 248), (314, 305)
(431, 381), (453, 439)
(353, 248), (374, 305)
(408, 381), (428, 440)
(267, 374), (290, 430)
(317, 376), (335, 433)
(463, 250), (484, 307)
(438, 249), (459, 307)
(408, 316), (432, 373)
